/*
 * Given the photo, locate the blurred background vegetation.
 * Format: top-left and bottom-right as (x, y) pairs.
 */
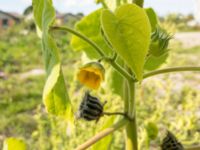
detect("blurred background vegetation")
(0, 5), (200, 150)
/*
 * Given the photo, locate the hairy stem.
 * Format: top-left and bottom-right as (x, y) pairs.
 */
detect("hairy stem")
(75, 118), (128, 150)
(50, 26), (135, 82)
(143, 66), (200, 80)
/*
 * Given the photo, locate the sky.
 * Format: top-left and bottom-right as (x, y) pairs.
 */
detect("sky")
(0, 0), (197, 16)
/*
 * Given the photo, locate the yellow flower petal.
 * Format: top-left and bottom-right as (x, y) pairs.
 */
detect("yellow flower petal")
(77, 62), (105, 89)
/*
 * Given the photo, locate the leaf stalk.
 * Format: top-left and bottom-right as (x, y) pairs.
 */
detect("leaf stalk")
(143, 66), (200, 80)
(75, 118), (128, 150)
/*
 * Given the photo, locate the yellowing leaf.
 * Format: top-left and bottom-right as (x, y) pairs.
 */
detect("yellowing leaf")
(3, 138), (27, 150)
(101, 4), (151, 80)
(33, 0), (73, 122)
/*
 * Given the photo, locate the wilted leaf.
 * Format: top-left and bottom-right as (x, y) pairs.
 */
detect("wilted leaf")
(101, 4), (151, 80)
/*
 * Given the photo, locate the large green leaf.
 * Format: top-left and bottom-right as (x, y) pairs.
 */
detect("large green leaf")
(145, 8), (158, 32)
(3, 138), (27, 150)
(70, 9), (113, 59)
(101, 4), (151, 80)
(32, 0), (73, 122)
(92, 116), (115, 150)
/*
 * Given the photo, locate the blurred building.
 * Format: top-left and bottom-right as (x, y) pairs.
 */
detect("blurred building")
(0, 10), (21, 29)
(55, 11), (83, 26)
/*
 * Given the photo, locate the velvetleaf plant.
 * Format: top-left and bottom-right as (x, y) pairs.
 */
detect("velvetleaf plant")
(32, 0), (200, 149)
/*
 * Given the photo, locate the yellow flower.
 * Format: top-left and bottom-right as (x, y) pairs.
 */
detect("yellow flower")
(77, 62), (105, 90)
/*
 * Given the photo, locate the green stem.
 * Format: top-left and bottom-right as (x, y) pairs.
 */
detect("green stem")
(129, 81), (136, 118)
(109, 60), (135, 82)
(116, 0), (121, 6)
(50, 26), (105, 57)
(75, 118), (128, 150)
(103, 112), (132, 120)
(123, 78), (129, 113)
(143, 66), (200, 80)
(125, 81), (138, 150)
(100, 1), (108, 8)
(111, 52), (118, 61)
(50, 26), (135, 82)
(132, 0), (144, 7)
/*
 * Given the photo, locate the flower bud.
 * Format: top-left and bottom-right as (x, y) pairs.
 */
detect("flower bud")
(149, 27), (172, 57)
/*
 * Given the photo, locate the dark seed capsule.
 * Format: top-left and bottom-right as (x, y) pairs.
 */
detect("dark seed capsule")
(161, 131), (184, 150)
(76, 92), (104, 121)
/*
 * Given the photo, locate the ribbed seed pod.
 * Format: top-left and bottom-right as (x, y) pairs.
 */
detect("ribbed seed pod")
(76, 92), (104, 121)
(161, 131), (184, 150)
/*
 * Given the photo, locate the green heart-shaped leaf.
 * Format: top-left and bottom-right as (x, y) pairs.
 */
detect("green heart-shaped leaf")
(101, 4), (151, 80)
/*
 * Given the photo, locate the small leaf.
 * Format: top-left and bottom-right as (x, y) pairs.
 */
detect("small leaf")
(101, 4), (151, 80)
(145, 122), (158, 140)
(145, 8), (158, 32)
(71, 9), (113, 59)
(3, 138), (27, 150)
(33, 0), (73, 123)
